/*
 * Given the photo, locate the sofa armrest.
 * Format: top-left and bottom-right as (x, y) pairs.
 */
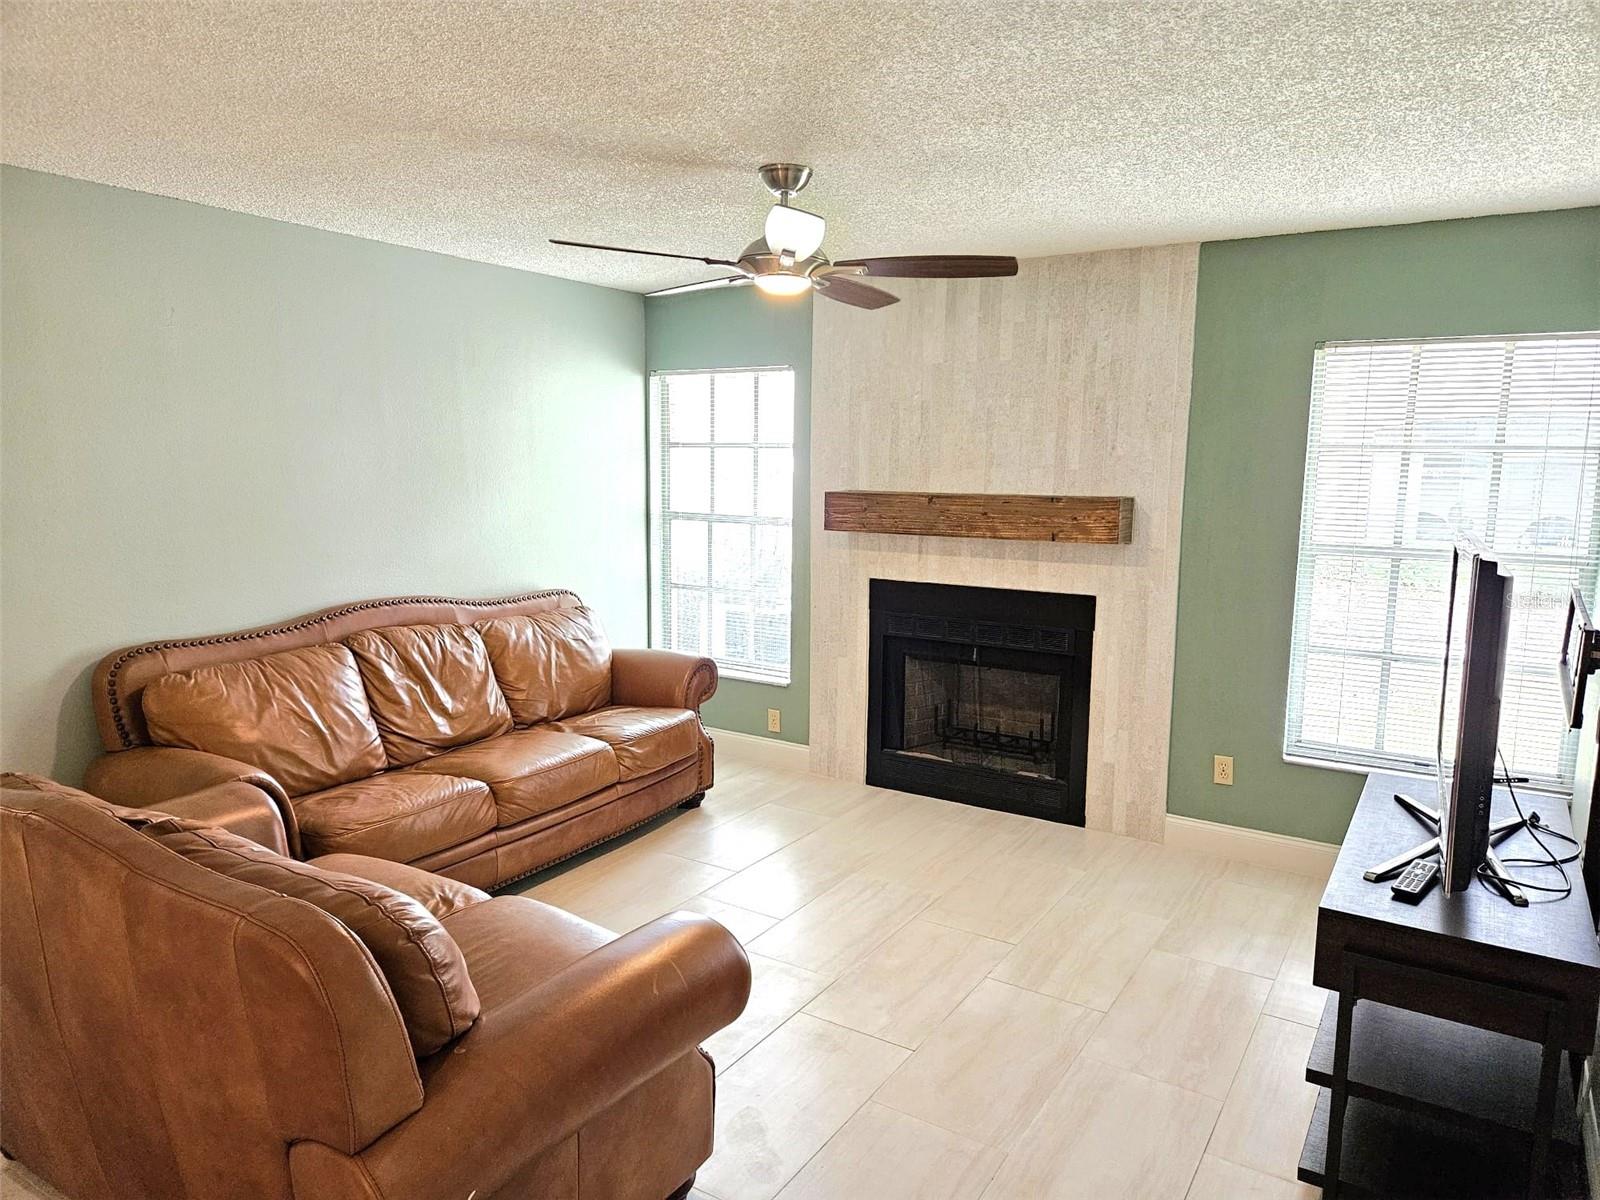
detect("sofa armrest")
(342, 911), (750, 1199)
(610, 648), (718, 711)
(84, 746), (301, 857)
(155, 781), (292, 855)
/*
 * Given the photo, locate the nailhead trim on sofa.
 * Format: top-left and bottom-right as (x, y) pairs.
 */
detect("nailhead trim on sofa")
(102, 590), (578, 749)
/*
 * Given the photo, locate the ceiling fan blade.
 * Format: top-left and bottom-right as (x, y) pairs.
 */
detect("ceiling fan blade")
(646, 276), (755, 299)
(834, 255), (1019, 279)
(549, 238), (740, 268)
(815, 275), (899, 310)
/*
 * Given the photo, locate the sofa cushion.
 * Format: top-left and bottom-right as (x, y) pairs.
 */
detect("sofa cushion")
(293, 772), (496, 862)
(551, 706), (700, 780)
(307, 853), (492, 922)
(437, 894), (614, 1010)
(151, 825), (480, 1056)
(408, 728), (619, 824)
(345, 623), (514, 766)
(475, 606), (611, 726)
(142, 644), (386, 796)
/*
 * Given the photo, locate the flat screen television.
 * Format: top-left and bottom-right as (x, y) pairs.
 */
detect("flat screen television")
(1437, 541), (1513, 895)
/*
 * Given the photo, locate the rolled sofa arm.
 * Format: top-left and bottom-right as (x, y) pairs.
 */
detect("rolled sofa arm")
(155, 781), (292, 856)
(610, 647), (718, 711)
(84, 746), (300, 857)
(299, 911), (750, 1200)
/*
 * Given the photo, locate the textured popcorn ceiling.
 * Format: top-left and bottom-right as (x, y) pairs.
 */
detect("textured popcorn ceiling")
(2, 1), (1596, 295)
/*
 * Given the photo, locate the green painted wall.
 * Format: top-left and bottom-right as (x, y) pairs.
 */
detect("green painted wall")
(10, 163), (1589, 833)
(1169, 207), (1600, 844)
(644, 287), (813, 745)
(1, 166), (647, 782)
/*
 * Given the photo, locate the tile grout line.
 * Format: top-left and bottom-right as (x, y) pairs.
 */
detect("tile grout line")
(766, 1090), (879, 1200)
(681, 752), (1326, 1198)
(1205, 1009), (1323, 1190)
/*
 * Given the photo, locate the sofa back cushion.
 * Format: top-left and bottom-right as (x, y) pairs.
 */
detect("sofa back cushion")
(475, 606), (612, 725)
(152, 824), (480, 1056)
(345, 624), (513, 766)
(142, 644), (387, 796)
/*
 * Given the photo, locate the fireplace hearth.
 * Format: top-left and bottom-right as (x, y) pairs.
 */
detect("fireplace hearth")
(867, 579), (1093, 824)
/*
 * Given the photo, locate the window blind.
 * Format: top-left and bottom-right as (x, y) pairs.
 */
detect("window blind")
(649, 367), (795, 686)
(1284, 332), (1600, 790)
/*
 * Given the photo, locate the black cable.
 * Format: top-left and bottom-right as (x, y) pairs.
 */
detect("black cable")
(1472, 751), (1576, 900)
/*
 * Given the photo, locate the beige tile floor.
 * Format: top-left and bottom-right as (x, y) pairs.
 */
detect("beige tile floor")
(0, 743), (1328, 1200)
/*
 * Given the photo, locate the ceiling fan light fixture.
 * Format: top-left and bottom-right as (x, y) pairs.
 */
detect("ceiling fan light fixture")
(752, 272), (813, 297)
(764, 204), (826, 260)
(550, 164), (1017, 313)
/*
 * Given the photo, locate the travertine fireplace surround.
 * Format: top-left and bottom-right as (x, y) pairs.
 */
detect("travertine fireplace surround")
(808, 244), (1200, 841)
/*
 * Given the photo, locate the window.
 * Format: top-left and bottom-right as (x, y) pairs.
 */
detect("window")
(649, 367), (795, 685)
(1285, 332), (1600, 790)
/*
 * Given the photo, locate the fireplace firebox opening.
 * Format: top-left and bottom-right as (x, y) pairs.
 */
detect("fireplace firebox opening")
(867, 579), (1093, 825)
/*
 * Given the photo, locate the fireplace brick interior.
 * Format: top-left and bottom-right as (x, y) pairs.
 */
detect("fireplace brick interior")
(900, 657), (1061, 777)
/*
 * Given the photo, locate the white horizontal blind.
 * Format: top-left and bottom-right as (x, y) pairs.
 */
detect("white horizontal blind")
(1285, 332), (1600, 790)
(649, 367), (795, 685)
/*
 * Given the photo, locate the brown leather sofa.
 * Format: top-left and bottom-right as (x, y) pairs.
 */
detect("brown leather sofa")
(82, 590), (718, 890)
(1, 773), (751, 1200)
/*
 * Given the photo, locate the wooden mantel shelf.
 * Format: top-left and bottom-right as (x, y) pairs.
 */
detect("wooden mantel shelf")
(823, 490), (1134, 544)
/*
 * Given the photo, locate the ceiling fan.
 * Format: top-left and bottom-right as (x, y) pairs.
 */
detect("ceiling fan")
(551, 163), (1018, 310)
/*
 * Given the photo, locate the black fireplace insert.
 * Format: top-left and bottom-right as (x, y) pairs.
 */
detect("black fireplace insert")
(866, 579), (1093, 824)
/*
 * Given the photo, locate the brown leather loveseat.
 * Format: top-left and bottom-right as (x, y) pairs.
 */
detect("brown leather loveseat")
(83, 589), (718, 889)
(0, 773), (751, 1200)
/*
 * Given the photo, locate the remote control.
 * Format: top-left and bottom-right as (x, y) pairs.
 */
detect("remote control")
(1391, 859), (1439, 904)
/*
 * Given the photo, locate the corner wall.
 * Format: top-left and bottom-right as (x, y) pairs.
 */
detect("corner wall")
(1169, 206), (1600, 844)
(1, 166), (648, 782)
(644, 287), (813, 746)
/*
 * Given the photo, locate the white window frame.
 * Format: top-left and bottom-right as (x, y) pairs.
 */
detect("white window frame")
(1284, 331), (1600, 792)
(648, 366), (795, 686)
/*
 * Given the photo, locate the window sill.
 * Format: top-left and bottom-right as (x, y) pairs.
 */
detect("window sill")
(718, 669), (792, 688)
(1281, 752), (1566, 797)
(1281, 753), (1429, 781)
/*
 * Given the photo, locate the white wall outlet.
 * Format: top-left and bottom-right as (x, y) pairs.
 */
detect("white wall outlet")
(1213, 755), (1234, 785)
(767, 708), (782, 733)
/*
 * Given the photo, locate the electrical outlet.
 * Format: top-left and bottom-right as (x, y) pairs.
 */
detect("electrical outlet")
(1213, 755), (1234, 786)
(767, 708), (782, 734)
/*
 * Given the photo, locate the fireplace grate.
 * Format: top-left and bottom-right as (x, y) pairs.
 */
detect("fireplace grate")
(932, 703), (1055, 764)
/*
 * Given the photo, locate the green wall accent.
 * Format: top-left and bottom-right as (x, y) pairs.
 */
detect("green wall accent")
(644, 287), (813, 745)
(1169, 206), (1600, 844)
(9, 163), (1591, 834)
(1, 166), (647, 782)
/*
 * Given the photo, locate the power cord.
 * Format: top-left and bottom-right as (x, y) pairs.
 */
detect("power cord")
(1472, 750), (1579, 901)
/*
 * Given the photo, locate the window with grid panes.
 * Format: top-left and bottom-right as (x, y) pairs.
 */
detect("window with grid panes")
(1284, 332), (1600, 791)
(649, 368), (795, 685)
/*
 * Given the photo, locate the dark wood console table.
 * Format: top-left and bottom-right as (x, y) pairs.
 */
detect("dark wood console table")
(1302, 772), (1600, 1198)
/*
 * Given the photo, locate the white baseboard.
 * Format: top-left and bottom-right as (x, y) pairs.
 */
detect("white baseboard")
(1165, 813), (1339, 878)
(707, 733), (1340, 878)
(707, 727), (812, 773)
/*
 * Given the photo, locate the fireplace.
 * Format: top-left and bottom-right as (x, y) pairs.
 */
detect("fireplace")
(866, 579), (1093, 824)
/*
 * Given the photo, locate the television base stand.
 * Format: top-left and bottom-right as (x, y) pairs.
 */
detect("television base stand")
(1362, 792), (1527, 905)
(1308, 772), (1600, 1199)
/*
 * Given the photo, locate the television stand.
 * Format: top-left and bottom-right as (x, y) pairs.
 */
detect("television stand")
(1362, 792), (1528, 906)
(1306, 773), (1600, 1198)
